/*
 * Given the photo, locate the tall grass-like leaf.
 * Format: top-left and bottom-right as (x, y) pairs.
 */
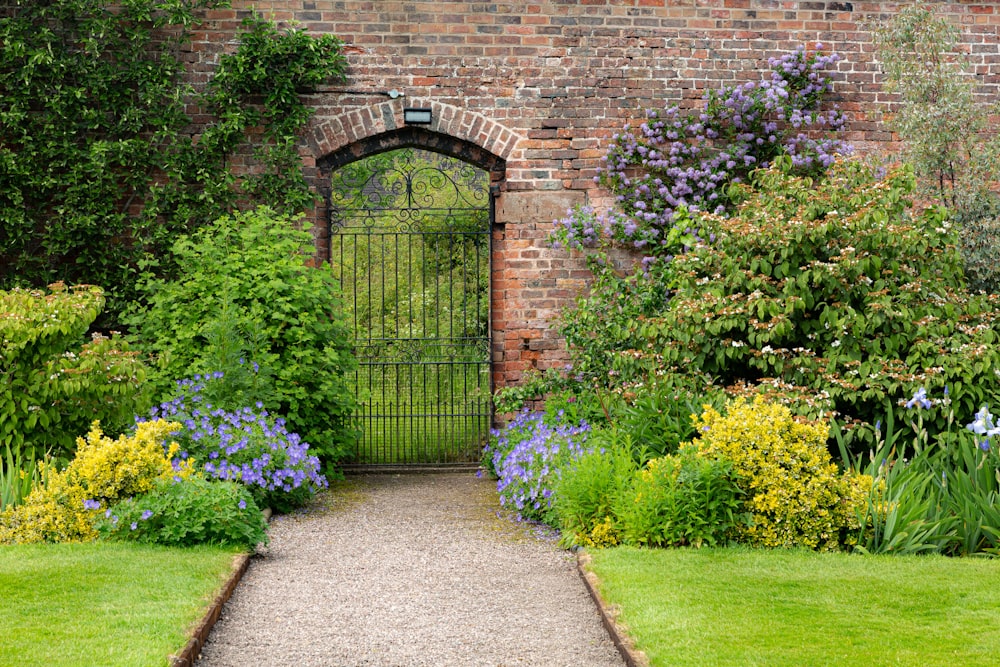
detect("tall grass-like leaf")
(0, 444), (49, 511)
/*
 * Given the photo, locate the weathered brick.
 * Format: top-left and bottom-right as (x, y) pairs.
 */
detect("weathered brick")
(179, 0), (1000, 392)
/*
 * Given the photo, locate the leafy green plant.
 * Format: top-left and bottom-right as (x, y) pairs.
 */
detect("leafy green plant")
(617, 378), (725, 460)
(98, 477), (268, 549)
(0, 4), (347, 326)
(615, 446), (746, 549)
(0, 284), (148, 462)
(692, 397), (871, 550)
(845, 391), (1000, 556)
(553, 432), (637, 548)
(0, 443), (51, 511)
(874, 6), (1000, 294)
(130, 207), (357, 470)
(640, 159), (1000, 442)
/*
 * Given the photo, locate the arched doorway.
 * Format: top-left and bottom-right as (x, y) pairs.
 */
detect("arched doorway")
(324, 135), (502, 466)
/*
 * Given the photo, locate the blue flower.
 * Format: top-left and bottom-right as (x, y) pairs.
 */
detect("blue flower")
(140, 510), (153, 521)
(83, 499), (100, 511)
(967, 406), (995, 436)
(130, 522), (138, 531)
(238, 499), (247, 510)
(905, 388), (933, 411)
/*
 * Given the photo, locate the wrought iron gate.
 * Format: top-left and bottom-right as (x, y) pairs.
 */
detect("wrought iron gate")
(329, 148), (492, 465)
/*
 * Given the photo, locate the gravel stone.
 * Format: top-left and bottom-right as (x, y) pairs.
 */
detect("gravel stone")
(195, 473), (625, 667)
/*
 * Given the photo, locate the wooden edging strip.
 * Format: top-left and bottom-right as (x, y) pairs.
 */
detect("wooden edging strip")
(170, 509), (268, 667)
(576, 551), (649, 667)
(169, 552), (251, 667)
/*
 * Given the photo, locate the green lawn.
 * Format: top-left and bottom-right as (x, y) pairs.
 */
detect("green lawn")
(0, 542), (242, 667)
(586, 546), (1000, 667)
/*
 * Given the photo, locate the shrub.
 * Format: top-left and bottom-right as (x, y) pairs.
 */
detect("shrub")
(485, 410), (591, 523)
(0, 283), (148, 462)
(553, 433), (637, 548)
(692, 397), (870, 550)
(98, 476), (268, 549)
(615, 446), (746, 549)
(130, 207), (356, 470)
(148, 374), (328, 513)
(0, 420), (192, 544)
(643, 159), (1000, 440)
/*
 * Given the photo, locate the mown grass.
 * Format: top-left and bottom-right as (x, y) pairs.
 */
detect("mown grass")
(586, 546), (1000, 667)
(0, 542), (242, 667)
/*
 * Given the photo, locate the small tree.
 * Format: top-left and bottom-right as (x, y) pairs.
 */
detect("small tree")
(874, 6), (1000, 293)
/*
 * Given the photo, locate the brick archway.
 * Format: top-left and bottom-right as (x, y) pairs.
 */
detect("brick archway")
(311, 100), (522, 170)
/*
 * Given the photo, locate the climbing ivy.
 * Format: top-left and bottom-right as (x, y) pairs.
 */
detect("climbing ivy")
(0, 1), (347, 327)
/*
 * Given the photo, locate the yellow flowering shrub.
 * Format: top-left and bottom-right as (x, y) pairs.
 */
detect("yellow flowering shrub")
(582, 516), (620, 548)
(0, 420), (194, 544)
(692, 397), (871, 551)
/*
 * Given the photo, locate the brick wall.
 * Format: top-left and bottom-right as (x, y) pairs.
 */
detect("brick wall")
(186, 0), (1000, 390)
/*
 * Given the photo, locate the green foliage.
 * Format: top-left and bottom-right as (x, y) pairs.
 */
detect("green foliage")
(130, 207), (357, 469)
(98, 477), (268, 549)
(874, 6), (1000, 212)
(0, 284), (148, 462)
(617, 378), (725, 460)
(0, 3), (347, 325)
(203, 14), (347, 215)
(0, 442), (51, 511)
(953, 195), (1000, 295)
(844, 395), (1000, 556)
(692, 397), (871, 550)
(615, 446), (746, 549)
(553, 434), (637, 548)
(642, 159), (1000, 438)
(874, 6), (1000, 294)
(0, 420), (192, 544)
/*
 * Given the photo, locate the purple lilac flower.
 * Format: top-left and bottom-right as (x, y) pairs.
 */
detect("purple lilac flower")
(570, 44), (849, 252)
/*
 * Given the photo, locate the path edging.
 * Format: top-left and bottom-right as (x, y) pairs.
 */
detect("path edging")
(576, 551), (649, 667)
(169, 552), (251, 667)
(170, 508), (271, 667)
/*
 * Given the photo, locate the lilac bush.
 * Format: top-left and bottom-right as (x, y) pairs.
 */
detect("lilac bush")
(142, 373), (328, 512)
(484, 410), (591, 523)
(555, 44), (850, 253)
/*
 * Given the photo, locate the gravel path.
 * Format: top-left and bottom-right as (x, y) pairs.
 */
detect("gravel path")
(195, 473), (625, 667)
